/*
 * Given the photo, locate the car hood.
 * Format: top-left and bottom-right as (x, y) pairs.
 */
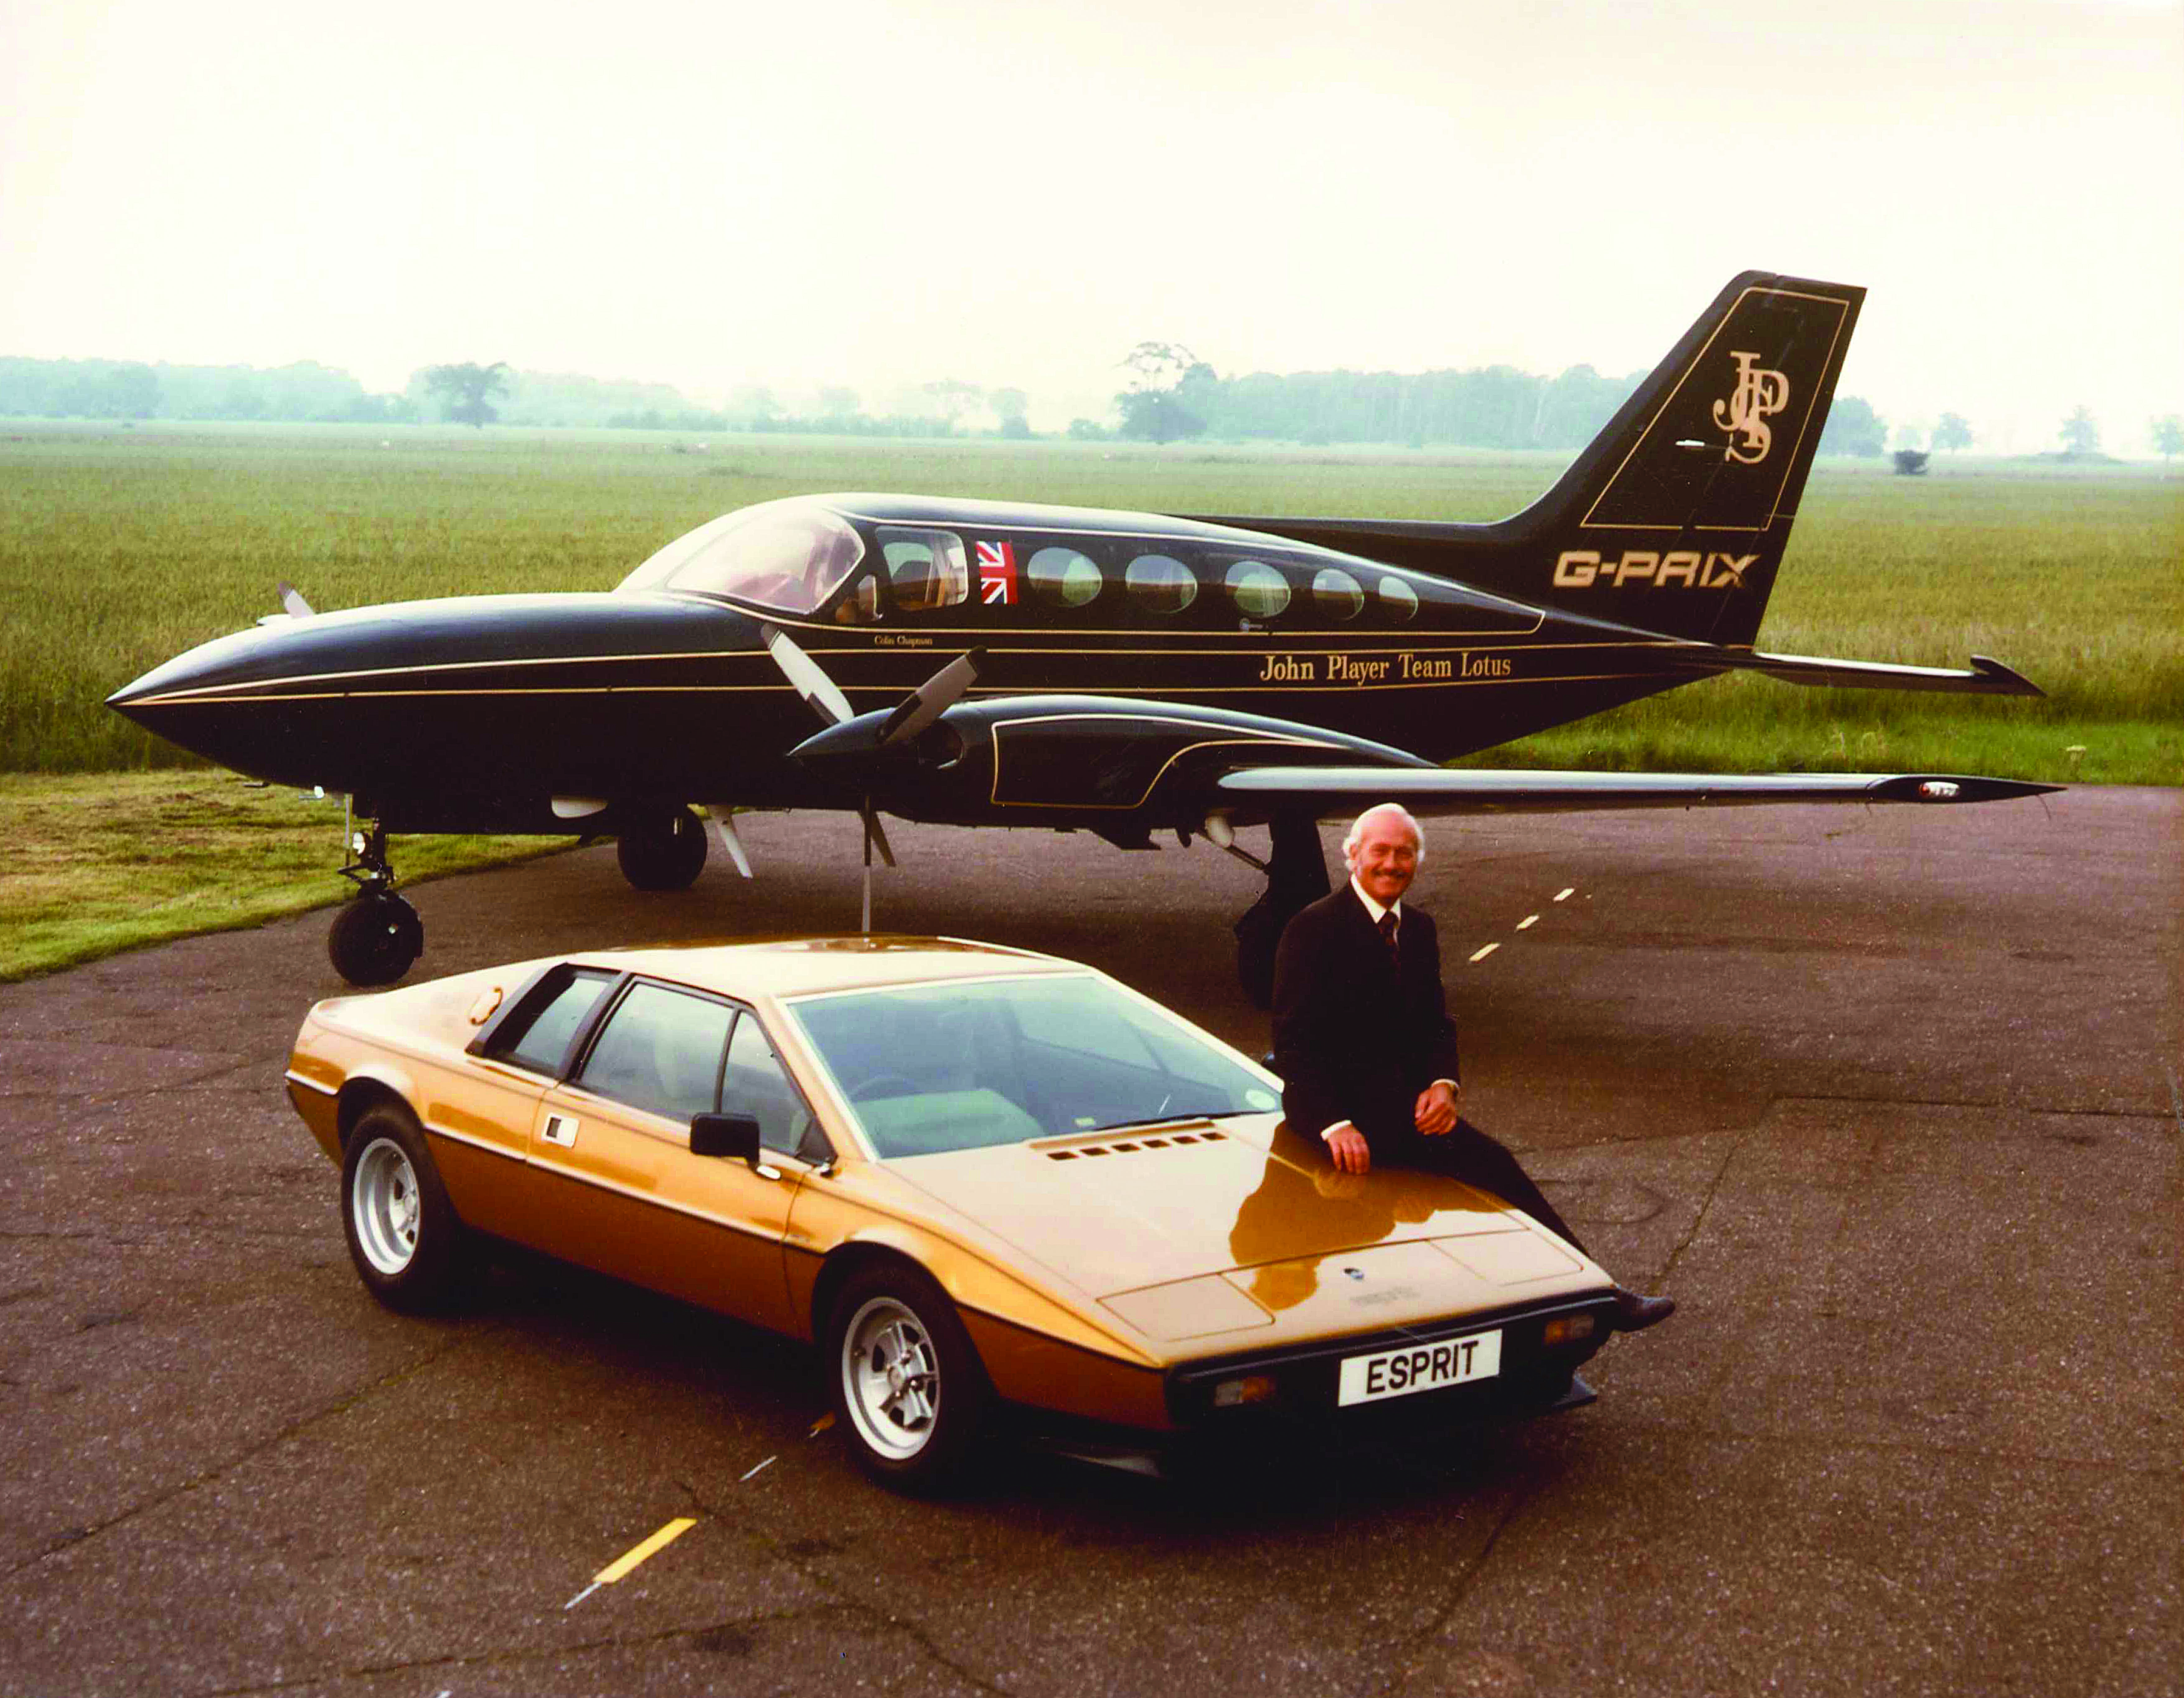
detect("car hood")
(884, 1115), (1574, 1308)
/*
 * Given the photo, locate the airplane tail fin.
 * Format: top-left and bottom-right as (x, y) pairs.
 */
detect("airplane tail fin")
(1191, 272), (1864, 649)
(1505, 270), (1862, 645)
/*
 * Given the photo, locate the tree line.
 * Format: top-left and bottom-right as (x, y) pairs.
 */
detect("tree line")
(4, 351), (2174, 460)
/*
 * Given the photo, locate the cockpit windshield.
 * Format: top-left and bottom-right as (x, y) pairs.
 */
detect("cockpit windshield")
(615, 499), (866, 616)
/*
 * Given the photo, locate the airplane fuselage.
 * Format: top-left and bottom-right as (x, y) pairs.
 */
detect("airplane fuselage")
(111, 494), (1730, 836)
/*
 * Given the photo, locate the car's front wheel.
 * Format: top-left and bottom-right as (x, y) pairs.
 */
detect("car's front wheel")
(341, 1106), (469, 1313)
(826, 1264), (990, 1491)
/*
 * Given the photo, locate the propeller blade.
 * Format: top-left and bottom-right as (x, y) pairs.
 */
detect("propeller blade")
(277, 581), (314, 618)
(876, 648), (984, 748)
(761, 623), (853, 726)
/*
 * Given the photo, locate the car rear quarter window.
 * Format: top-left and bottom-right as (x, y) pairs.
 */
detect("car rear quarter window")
(485, 968), (618, 1076)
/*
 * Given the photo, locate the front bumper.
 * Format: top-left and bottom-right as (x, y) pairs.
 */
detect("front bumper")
(1165, 1290), (1617, 1432)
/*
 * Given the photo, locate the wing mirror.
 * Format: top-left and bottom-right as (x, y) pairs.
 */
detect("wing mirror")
(690, 1112), (763, 1165)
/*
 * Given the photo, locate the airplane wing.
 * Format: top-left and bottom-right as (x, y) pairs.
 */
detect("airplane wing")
(791, 682), (2058, 826)
(1217, 765), (2059, 815)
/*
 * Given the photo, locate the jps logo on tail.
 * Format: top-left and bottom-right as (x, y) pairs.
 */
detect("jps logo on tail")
(1554, 550), (1759, 589)
(1711, 351), (1790, 464)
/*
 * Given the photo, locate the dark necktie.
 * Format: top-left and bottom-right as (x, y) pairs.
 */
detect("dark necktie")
(1377, 908), (1400, 969)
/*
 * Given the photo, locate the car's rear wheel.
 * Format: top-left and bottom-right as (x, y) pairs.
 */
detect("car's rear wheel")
(341, 1106), (468, 1313)
(826, 1264), (989, 1491)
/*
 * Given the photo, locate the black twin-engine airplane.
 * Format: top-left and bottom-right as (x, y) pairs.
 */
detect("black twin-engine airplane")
(110, 272), (2054, 990)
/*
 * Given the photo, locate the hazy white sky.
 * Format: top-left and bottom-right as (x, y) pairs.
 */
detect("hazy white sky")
(3, 0), (2179, 451)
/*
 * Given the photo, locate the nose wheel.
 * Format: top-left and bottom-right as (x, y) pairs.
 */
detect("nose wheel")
(327, 820), (424, 987)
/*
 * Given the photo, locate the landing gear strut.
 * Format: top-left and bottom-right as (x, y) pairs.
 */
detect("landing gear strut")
(328, 820), (423, 987)
(1231, 815), (1330, 1008)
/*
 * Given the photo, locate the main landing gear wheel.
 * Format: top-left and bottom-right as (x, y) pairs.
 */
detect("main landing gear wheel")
(327, 890), (423, 987)
(826, 1264), (990, 1492)
(617, 806), (708, 891)
(1233, 814), (1332, 1008)
(340, 1105), (470, 1313)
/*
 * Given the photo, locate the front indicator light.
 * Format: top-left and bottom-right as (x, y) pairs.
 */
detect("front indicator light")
(1212, 1374), (1277, 1408)
(1543, 1315), (1598, 1347)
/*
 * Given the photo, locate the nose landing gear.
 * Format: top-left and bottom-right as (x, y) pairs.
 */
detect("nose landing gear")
(327, 820), (423, 987)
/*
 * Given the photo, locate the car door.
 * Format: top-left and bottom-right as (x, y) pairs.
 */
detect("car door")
(526, 979), (812, 1336)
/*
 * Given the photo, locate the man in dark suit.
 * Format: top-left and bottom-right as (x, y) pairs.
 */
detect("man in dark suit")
(1271, 804), (1673, 1332)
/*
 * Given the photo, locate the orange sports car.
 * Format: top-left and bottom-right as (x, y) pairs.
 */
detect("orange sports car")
(286, 936), (1619, 1486)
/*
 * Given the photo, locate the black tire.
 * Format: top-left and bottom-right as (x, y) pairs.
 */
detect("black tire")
(617, 807), (708, 891)
(826, 1263), (991, 1491)
(340, 1106), (469, 1314)
(327, 893), (423, 987)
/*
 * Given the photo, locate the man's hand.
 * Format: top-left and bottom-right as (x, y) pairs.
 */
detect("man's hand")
(1324, 1124), (1371, 1174)
(1414, 1080), (1460, 1136)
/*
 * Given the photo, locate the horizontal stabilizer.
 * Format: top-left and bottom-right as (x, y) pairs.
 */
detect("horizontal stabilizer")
(1217, 766), (2059, 816)
(1693, 650), (2044, 696)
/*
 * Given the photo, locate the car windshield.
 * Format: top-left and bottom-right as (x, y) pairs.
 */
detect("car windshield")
(615, 498), (865, 616)
(787, 973), (1280, 1159)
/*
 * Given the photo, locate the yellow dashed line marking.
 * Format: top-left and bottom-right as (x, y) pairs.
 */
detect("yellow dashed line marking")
(563, 1516), (699, 1609)
(1469, 943), (1500, 963)
(1555, 888), (1575, 902)
(1516, 914), (1539, 931)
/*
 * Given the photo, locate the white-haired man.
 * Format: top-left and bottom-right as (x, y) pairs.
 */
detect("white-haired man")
(1270, 803), (1673, 1331)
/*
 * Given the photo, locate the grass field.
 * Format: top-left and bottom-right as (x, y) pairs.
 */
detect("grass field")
(5, 422), (2177, 783)
(0, 770), (564, 982)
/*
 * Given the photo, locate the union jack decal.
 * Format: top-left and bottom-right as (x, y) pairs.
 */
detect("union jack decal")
(976, 540), (1016, 606)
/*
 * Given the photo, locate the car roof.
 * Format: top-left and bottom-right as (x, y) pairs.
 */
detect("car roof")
(560, 935), (1084, 1000)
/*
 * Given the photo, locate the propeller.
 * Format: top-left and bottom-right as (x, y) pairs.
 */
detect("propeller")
(760, 625), (982, 932)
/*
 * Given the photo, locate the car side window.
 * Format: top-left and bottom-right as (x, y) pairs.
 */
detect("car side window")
(723, 1014), (827, 1162)
(489, 968), (618, 1076)
(575, 982), (735, 1124)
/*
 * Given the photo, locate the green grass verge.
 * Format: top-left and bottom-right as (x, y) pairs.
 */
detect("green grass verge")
(0, 771), (572, 982)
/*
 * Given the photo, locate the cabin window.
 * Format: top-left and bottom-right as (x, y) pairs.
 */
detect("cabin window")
(878, 527), (970, 613)
(1027, 546), (1102, 608)
(576, 982), (736, 1123)
(1225, 560), (1290, 620)
(1376, 575), (1419, 622)
(1312, 567), (1364, 621)
(615, 499), (865, 617)
(1125, 552), (1197, 616)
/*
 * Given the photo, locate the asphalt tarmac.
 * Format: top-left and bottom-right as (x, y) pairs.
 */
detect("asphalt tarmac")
(1, 788), (2175, 1698)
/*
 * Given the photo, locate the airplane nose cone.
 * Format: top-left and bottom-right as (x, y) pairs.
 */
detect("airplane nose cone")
(103, 618), (344, 778)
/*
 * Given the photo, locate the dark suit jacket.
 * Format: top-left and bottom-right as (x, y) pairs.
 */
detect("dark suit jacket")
(1271, 884), (1463, 1157)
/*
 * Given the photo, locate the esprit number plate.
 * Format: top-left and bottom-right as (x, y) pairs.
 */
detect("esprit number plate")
(1337, 1329), (1502, 1406)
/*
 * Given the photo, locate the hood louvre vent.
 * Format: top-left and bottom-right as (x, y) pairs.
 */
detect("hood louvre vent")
(1045, 1129), (1225, 1162)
